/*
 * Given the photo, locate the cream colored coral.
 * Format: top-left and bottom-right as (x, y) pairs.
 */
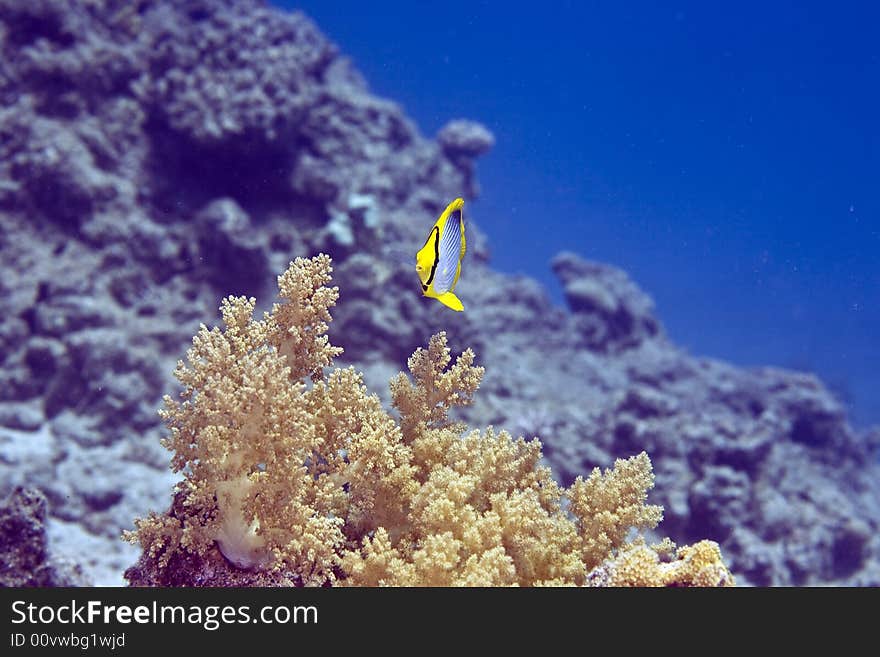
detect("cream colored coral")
(269, 252), (343, 381)
(586, 539), (735, 587)
(127, 255), (351, 584)
(569, 452), (664, 570)
(125, 254), (734, 587)
(390, 331), (484, 441)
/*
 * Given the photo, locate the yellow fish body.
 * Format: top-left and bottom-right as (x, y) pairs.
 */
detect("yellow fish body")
(416, 197), (466, 311)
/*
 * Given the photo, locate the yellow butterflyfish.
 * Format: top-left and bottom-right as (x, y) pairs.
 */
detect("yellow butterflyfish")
(416, 197), (466, 311)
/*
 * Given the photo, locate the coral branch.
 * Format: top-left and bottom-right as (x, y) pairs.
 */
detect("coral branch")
(587, 540), (735, 587)
(568, 452), (664, 569)
(390, 331), (484, 441)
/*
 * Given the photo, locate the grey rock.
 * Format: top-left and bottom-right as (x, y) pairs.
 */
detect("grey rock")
(195, 198), (268, 296)
(437, 119), (496, 158)
(139, 0), (335, 145)
(551, 251), (662, 352)
(47, 518), (140, 587)
(0, 487), (90, 586)
(319, 193), (383, 258)
(0, 317), (29, 362)
(0, 425), (60, 523)
(436, 120), (495, 198)
(0, 402), (44, 431)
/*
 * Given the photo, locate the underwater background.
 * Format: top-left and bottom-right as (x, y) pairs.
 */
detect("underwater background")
(0, 0), (877, 586)
(287, 0), (880, 427)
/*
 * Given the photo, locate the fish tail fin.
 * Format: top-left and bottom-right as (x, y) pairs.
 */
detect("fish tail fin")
(436, 291), (464, 312)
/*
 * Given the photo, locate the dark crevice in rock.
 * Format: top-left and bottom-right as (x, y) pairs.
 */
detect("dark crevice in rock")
(1, 8), (75, 49)
(144, 118), (302, 218)
(830, 528), (868, 579)
(790, 414), (836, 448)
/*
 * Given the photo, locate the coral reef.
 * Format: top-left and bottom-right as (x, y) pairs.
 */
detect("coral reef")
(125, 255), (730, 586)
(0, 0), (877, 586)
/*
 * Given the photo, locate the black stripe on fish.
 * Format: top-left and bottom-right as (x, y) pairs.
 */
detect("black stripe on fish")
(425, 226), (440, 287)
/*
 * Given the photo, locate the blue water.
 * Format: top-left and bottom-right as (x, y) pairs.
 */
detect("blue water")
(281, 1), (879, 427)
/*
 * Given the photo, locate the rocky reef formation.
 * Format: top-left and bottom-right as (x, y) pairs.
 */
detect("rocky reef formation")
(0, 0), (877, 585)
(0, 487), (89, 586)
